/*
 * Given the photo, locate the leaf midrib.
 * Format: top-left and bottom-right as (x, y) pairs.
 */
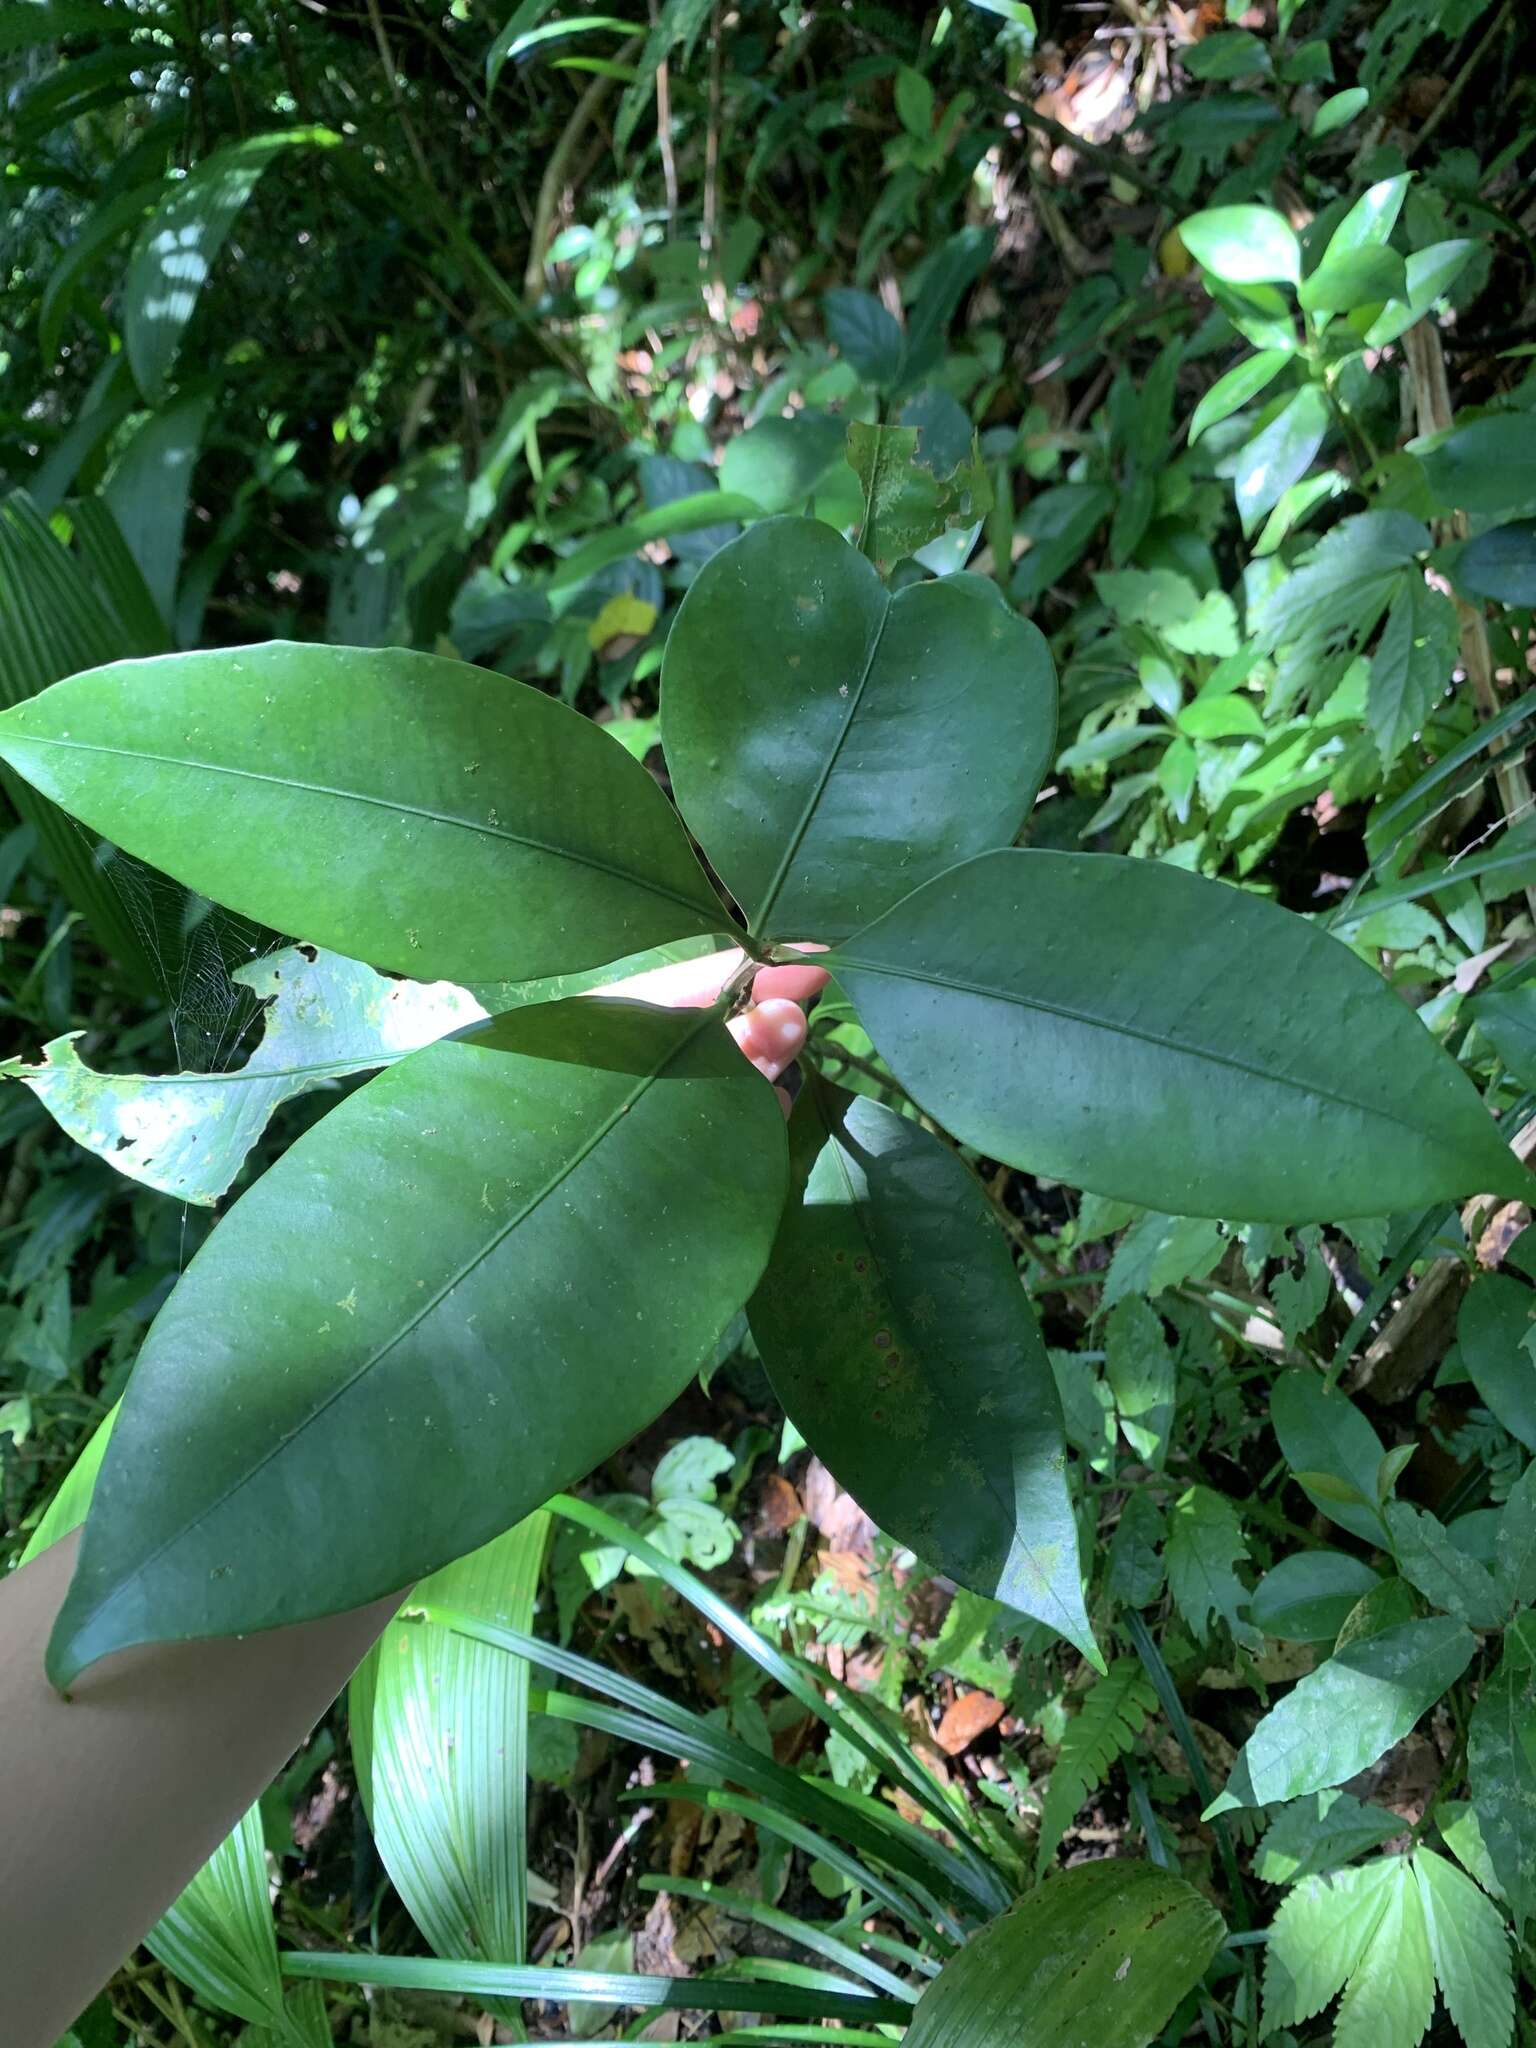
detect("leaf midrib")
(5, 731), (719, 926)
(749, 596), (892, 939)
(832, 951), (1459, 1149)
(74, 1016), (714, 1633)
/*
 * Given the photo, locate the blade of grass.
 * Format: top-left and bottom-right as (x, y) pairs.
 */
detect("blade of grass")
(639, 1875), (918, 2003)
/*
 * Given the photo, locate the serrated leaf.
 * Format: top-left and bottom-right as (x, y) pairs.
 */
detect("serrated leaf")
(1107, 1490), (1166, 1609)
(663, 517), (1054, 943)
(1208, 1618), (1475, 1816)
(1386, 1501), (1504, 1628)
(1369, 576), (1460, 766)
(2, 945), (485, 1205)
(1437, 1800), (1505, 1900)
(829, 850), (1525, 1223)
(1332, 1857), (1434, 2048)
(1167, 1484), (1258, 1650)
(749, 1084), (1098, 1663)
(0, 643), (726, 986)
(1254, 1790), (1401, 1883)
(1034, 1659), (1156, 1876)
(1414, 1846), (1515, 2048)
(1262, 1858), (1399, 2031)
(905, 1860), (1223, 2048)
(47, 999), (787, 1681)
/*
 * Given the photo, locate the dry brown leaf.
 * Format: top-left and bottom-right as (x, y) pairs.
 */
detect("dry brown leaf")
(934, 1689), (1005, 1757)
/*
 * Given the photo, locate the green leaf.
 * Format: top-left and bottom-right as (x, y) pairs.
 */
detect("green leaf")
(1416, 415), (1536, 518)
(354, 1514), (548, 2000)
(46, 998), (787, 1682)
(663, 519), (1055, 943)
(1369, 575), (1460, 766)
(1311, 85), (1368, 138)
(103, 392), (211, 629)
(1474, 986), (1536, 1092)
(1331, 1857), (1435, 2048)
(125, 130), (339, 402)
(1181, 205), (1301, 287)
(1298, 244), (1407, 315)
(717, 412), (847, 514)
(1254, 1790), (1401, 1883)
(0, 643), (725, 986)
(1362, 239), (1479, 349)
(1188, 349), (1291, 443)
(1438, 1799), (1505, 1900)
(1034, 1660), (1156, 1876)
(1182, 28), (1269, 78)
(2, 944), (485, 1205)
(1206, 1618), (1475, 1816)
(145, 1803), (285, 2026)
(902, 1860), (1223, 2048)
(1262, 1857), (1400, 2032)
(845, 421), (989, 571)
(1166, 1484), (1258, 1650)
(1456, 521), (1536, 606)
(1458, 1277), (1536, 1453)
(823, 288), (906, 388)
(1106, 1490), (1166, 1608)
(1495, 1462), (1536, 1610)
(826, 849), (1525, 1223)
(1414, 1845), (1516, 2048)
(1104, 1298), (1176, 1468)
(546, 488), (763, 593)
(1233, 384), (1330, 532)
(1250, 1550), (1381, 1643)
(1271, 1371), (1390, 1546)
(1468, 1613), (1536, 1925)
(748, 1084), (1098, 1663)
(1386, 1501), (1504, 1628)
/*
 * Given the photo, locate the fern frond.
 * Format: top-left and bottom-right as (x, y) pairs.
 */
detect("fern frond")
(1035, 1658), (1156, 1877)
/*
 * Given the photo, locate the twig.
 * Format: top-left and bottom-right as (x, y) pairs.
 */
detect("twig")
(650, 0), (679, 228)
(524, 56), (635, 302)
(1406, 0), (1513, 163)
(363, 0), (441, 207)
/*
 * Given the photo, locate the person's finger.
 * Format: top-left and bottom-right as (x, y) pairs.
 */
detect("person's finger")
(591, 945), (745, 1010)
(727, 997), (808, 1082)
(751, 959), (830, 1004)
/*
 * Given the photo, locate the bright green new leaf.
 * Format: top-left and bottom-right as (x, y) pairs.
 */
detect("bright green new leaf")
(1386, 1501), (1504, 1628)
(1414, 1845), (1516, 2048)
(125, 130), (338, 402)
(1298, 243), (1407, 315)
(1206, 1617), (1475, 1815)
(1187, 348), (1291, 444)
(1232, 383), (1330, 532)
(1330, 1859), (1435, 2048)
(1262, 1857), (1402, 2032)
(902, 1860), (1223, 2048)
(0, 643), (726, 985)
(1311, 85), (1368, 138)
(827, 849), (1525, 1222)
(1362, 239), (1478, 348)
(1250, 1550), (1380, 1643)
(749, 1084), (1099, 1663)
(353, 1514), (548, 2000)
(1457, 1276), (1536, 1452)
(2, 944), (485, 1205)
(46, 999), (787, 1682)
(1181, 205), (1301, 287)
(663, 519), (1055, 943)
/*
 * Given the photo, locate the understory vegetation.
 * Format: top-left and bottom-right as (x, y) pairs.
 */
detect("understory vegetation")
(6, 1), (1536, 2044)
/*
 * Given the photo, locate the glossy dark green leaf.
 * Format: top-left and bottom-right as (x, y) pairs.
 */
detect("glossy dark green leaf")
(1187, 348), (1291, 444)
(717, 412), (847, 514)
(1360, 239), (1477, 349)
(663, 518), (1055, 942)
(827, 849), (1526, 1222)
(1207, 1618), (1475, 1815)
(823, 288), (905, 388)
(1250, 1550), (1381, 1643)
(1457, 1275), (1536, 1452)
(1182, 205), (1301, 287)
(1233, 384), (1330, 532)
(845, 420), (989, 572)
(0, 642), (725, 985)
(748, 1084), (1099, 1663)
(902, 1860), (1224, 2048)
(47, 998), (787, 1682)
(1298, 244), (1406, 315)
